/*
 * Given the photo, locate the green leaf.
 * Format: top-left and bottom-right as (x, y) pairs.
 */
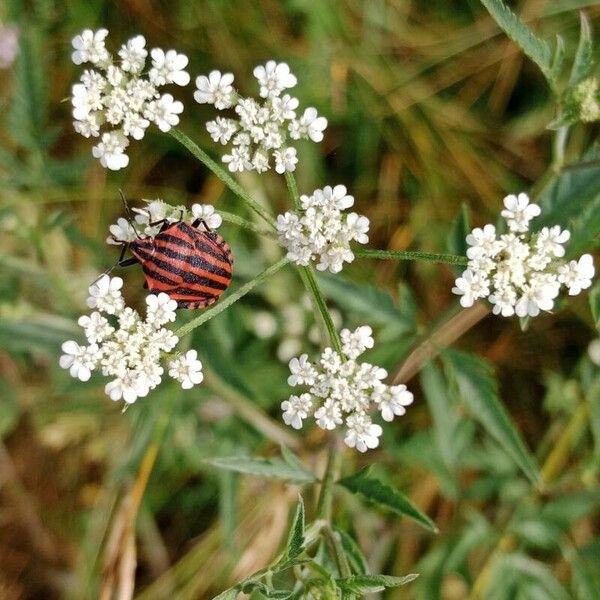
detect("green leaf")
(337, 466), (438, 532)
(549, 35), (566, 83)
(280, 446), (315, 481)
(443, 350), (540, 484)
(316, 273), (410, 328)
(480, 0), (554, 84)
(285, 495), (305, 560)
(205, 456), (316, 485)
(211, 588), (239, 600)
(334, 529), (369, 575)
(337, 574), (419, 594)
(569, 13), (594, 87)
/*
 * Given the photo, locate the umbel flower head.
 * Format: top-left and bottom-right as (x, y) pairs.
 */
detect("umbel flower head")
(59, 275), (203, 403)
(70, 29), (189, 170)
(106, 199), (222, 245)
(276, 185), (369, 273)
(281, 325), (414, 452)
(194, 61), (327, 173)
(452, 193), (595, 318)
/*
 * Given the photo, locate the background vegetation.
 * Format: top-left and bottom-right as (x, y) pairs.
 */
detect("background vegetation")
(0, 0), (599, 598)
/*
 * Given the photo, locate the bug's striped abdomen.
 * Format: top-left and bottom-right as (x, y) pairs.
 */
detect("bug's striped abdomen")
(131, 222), (233, 309)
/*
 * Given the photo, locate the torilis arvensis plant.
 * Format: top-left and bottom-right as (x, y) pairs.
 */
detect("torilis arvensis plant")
(59, 15), (598, 597)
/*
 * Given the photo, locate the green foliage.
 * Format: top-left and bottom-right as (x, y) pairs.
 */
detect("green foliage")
(336, 573), (419, 594)
(569, 13), (595, 87)
(338, 466), (438, 532)
(284, 496), (305, 560)
(443, 350), (541, 484)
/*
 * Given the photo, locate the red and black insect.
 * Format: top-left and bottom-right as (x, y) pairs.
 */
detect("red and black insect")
(113, 205), (233, 309)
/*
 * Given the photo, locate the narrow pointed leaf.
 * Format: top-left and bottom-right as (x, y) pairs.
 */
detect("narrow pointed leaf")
(334, 528), (369, 575)
(569, 13), (594, 86)
(337, 467), (438, 532)
(285, 495), (305, 560)
(337, 574), (419, 594)
(443, 350), (540, 484)
(480, 0), (554, 83)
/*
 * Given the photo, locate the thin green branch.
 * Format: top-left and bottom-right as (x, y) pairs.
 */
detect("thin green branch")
(219, 210), (276, 239)
(299, 266), (343, 354)
(169, 128), (276, 228)
(285, 171), (301, 210)
(316, 440), (342, 521)
(174, 257), (289, 338)
(354, 247), (468, 266)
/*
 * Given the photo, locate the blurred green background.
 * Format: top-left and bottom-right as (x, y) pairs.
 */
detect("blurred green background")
(1, 1), (600, 598)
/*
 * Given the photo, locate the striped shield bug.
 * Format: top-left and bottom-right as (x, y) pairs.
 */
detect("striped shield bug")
(111, 198), (233, 309)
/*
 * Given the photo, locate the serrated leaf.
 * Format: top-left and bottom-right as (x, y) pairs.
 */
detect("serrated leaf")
(280, 446), (315, 481)
(337, 574), (419, 594)
(443, 350), (540, 484)
(285, 495), (305, 560)
(337, 466), (438, 532)
(480, 0), (554, 84)
(549, 35), (566, 83)
(569, 13), (594, 87)
(334, 528), (369, 575)
(205, 456), (316, 484)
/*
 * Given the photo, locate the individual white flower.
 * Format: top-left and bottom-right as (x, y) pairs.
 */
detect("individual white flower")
(194, 70), (235, 108)
(87, 275), (125, 314)
(149, 48), (190, 86)
(78, 312), (114, 344)
(452, 269), (490, 308)
(314, 398), (343, 430)
(341, 325), (374, 359)
(344, 413), (383, 453)
(274, 147), (297, 173)
(92, 131), (130, 171)
(289, 107), (328, 142)
(71, 28), (109, 66)
(374, 385), (414, 422)
(168, 350), (204, 389)
(501, 193), (541, 233)
(105, 371), (149, 404)
(514, 279), (560, 317)
(146, 293), (177, 327)
(206, 117), (238, 144)
(281, 393), (313, 429)
(288, 354), (318, 386)
(536, 226), (570, 258)
(191, 203), (223, 229)
(345, 213), (370, 244)
(559, 254), (595, 295)
(194, 61), (326, 174)
(466, 224), (503, 259)
(106, 217), (138, 245)
(144, 93), (183, 132)
(253, 61), (297, 98)
(118, 35), (147, 73)
(59, 341), (100, 381)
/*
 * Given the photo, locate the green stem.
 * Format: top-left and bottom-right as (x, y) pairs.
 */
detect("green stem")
(323, 525), (352, 578)
(169, 128), (276, 228)
(285, 171), (301, 210)
(316, 440), (342, 521)
(299, 266), (343, 354)
(219, 210), (277, 239)
(354, 247), (468, 266)
(174, 257), (289, 338)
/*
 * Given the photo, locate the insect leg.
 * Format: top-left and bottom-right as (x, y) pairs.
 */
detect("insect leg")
(191, 218), (212, 232)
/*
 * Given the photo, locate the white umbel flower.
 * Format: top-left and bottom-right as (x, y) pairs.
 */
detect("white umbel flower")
(60, 275), (205, 404)
(194, 60), (326, 174)
(452, 193), (595, 319)
(281, 325), (412, 452)
(191, 203), (223, 229)
(71, 29), (189, 170)
(277, 184), (369, 274)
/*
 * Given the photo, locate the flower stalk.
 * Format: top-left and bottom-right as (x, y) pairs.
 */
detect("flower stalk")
(355, 247), (469, 266)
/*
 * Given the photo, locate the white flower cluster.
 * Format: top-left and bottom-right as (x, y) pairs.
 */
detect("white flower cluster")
(452, 193), (595, 318)
(59, 275), (203, 403)
(71, 29), (189, 170)
(281, 326), (413, 452)
(276, 185), (369, 273)
(195, 61), (327, 173)
(106, 199), (222, 245)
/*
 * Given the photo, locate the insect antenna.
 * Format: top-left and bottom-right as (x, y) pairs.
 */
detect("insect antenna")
(118, 189), (142, 240)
